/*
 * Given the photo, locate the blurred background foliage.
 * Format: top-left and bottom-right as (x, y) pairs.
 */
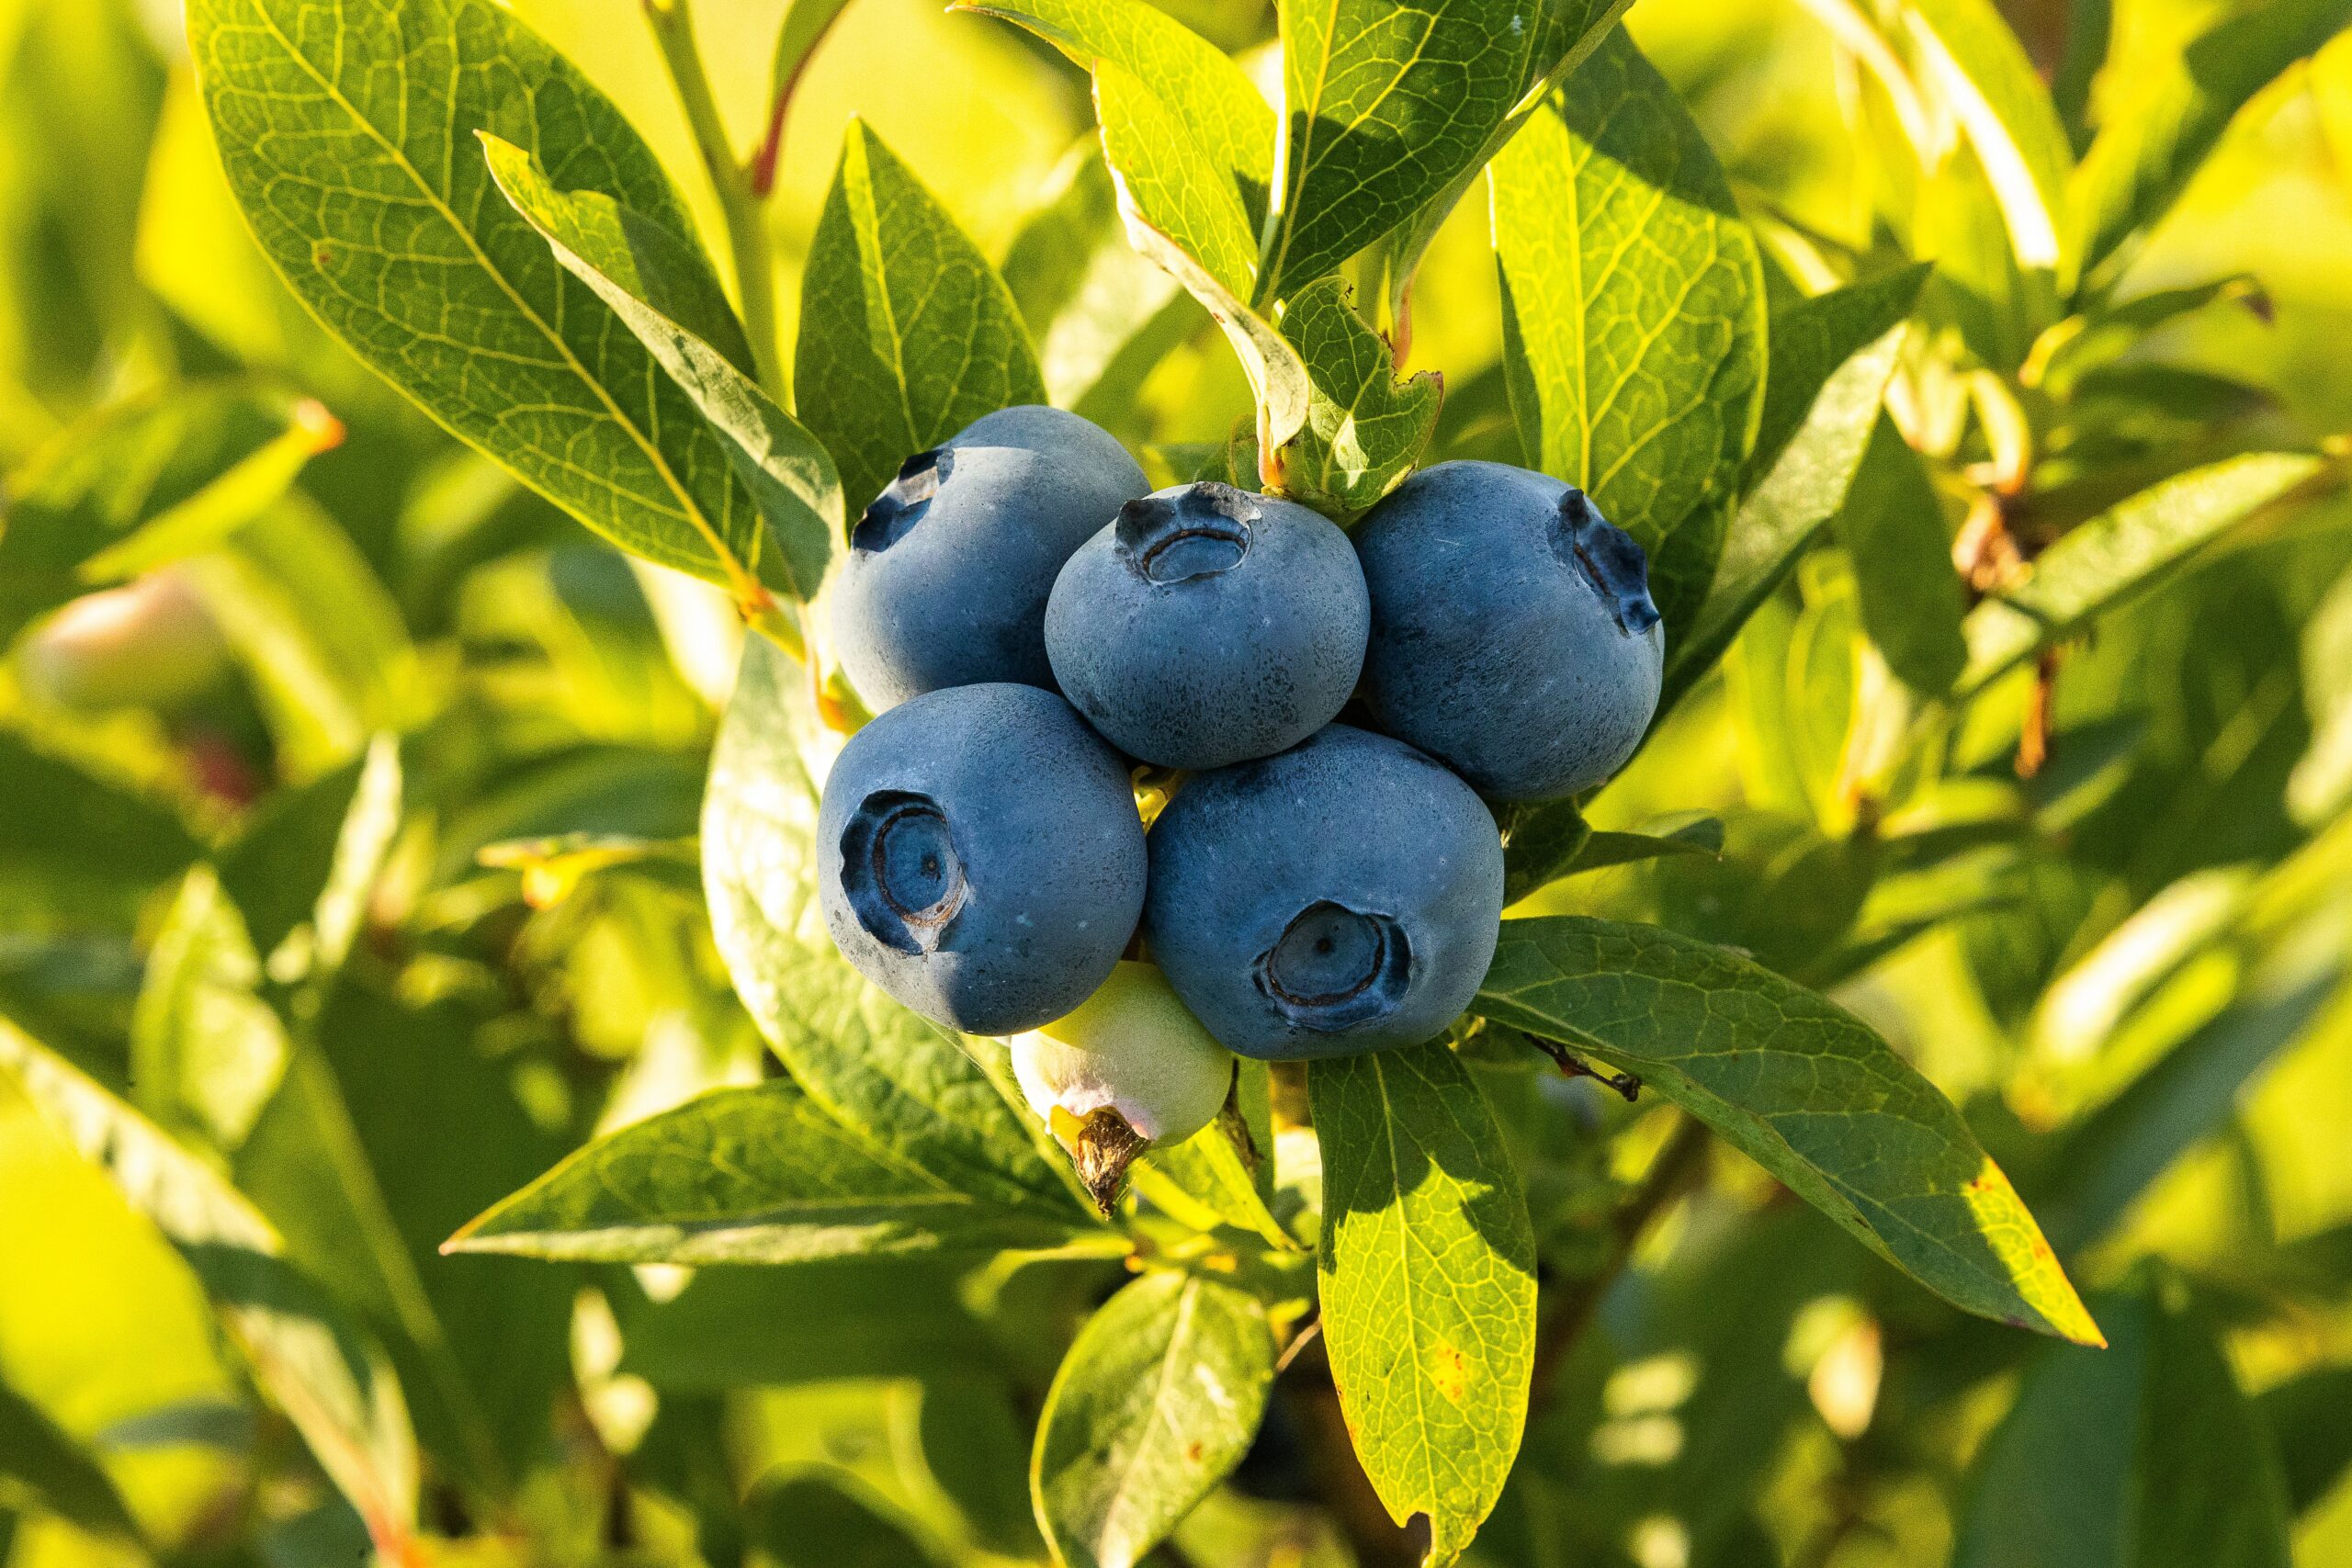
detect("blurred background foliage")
(0, 0), (2349, 1565)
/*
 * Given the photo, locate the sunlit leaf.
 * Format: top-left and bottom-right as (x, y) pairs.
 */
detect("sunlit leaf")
(187, 0), (781, 599)
(1490, 31), (1768, 637)
(1310, 1040), (1537, 1565)
(483, 135), (840, 604)
(1278, 277), (1440, 518)
(1476, 916), (2103, 1344)
(1031, 1269), (1274, 1568)
(1956, 453), (2327, 695)
(449, 1080), (1089, 1264)
(2065, 0), (2351, 288)
(794, 120), (1046, 513)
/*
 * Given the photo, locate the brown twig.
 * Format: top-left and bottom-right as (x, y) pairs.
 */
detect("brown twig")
(1527, 1035), (1642, 1102)
(1527, 1115), (1712, 1407)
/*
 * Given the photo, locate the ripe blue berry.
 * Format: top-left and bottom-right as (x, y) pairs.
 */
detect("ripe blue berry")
(1142, 725), (1505, 1060)
(1046, 481), (1369, 769)
(817, 682), (1146, 1034)
(1353, 461), (1664, 801)
(830, 406), (1147, 711)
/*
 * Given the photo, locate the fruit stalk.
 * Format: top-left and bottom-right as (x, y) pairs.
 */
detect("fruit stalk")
(643, 0), (786, 400)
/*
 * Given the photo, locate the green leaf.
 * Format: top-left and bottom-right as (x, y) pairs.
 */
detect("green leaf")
(0, 1019), (421, 1552)
(1574, 814), (1727, 874)
(2065, 0), (2351, 288)
(0, 733), (200, 904)
(1277, 277), (1440, 519)
(2260, 1366), (2352, 1517)
(1130, 1062), (1294, 1249)
(1086, 59), (1309, 456)
(1489, 31), (1768, 637)
(1955, 1269), (2292, 1568)
(187, 0), (780, 601)
(704, 637), (1094, 1224)
(183, 496), (425, 782)
(1309, 1041), (1537, 1565)
(1030, 1269), (1275, 1568)
(1498, 799), (1592, 907)
(130, 866), (288, 1150)
(2290, 557), (2352, 826)
(794, 120), (1046, 513)
(1837, 412), (1968, 694)
(216, 735), (402, 981)
(1666, 265), (1927, 705)
(0, 386), (334, 643)
(448, 1080), (1088, 1264)
(1381, 0), (1635, 332)
(481, 135), (840, 603)
(2030, 938), (2344, 1258)
(0, 1380), (141, 1543)
(1476, 916), (2103, 1344)
(752, 1469), (945, 1568)
(1901, 0), (2074, 269)
(956, 0), (1274, 225)
(1956, 453), (2327, 695)
(1001, 146), (1192, 429)
(1264, 0), (1569, 299)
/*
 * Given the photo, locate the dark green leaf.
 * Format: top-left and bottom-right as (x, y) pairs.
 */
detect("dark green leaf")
(794, 120), (1046, 513)
(482, 135), (840, 603)
(704, 637), (1095, 1223)
(1490, 31), (1768, 637)
(187, 0), (778, 598)
(1476, 916), (2102, 1343)
(449, 1080), (1085, 1264)
(1265, 0), (1548, 298)
(1499, 799), (1592, 908)
(0, 733), (200, 904)
(2258, 1366), (2352, 1516)
(1956, 453), (2326, 695)
(1380, 0), (1634, 331)
(1837, 412), (1968, 694)
(1666, 265), (1928, 705)
(1955, 1270), (2291, 1568)
(1030, 1270), (1274, 1568)
(0, 1380), (140, 1542)
(1310, 1040), (1537, 1563)
(750, 1469), (944, 1568)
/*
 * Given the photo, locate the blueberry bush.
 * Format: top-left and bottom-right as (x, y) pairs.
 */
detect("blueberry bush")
(1, 0), (2350, 1564)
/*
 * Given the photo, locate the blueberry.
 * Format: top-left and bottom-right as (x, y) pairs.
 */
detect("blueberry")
(830, 406), (1148, 710)
(1045, 481), (1370, 769)
(1012, 960), (1236, 1209)
(1353, 461), (1664, 801)
(1142, 725), (1505, 1060)
(817, 682), (1146, 1034)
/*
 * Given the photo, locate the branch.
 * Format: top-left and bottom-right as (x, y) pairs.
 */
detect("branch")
(1528, 1113), (1711, 1407)
(643, 0), (786, 399)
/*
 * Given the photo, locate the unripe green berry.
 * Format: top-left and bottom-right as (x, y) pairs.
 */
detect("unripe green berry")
(1011, 961), (1236, 1211)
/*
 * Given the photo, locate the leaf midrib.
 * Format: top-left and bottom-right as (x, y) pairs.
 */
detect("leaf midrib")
(243, 0), (739, 579)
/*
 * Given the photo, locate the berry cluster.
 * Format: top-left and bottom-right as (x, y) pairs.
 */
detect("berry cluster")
(814, 407), (1663, 1190)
